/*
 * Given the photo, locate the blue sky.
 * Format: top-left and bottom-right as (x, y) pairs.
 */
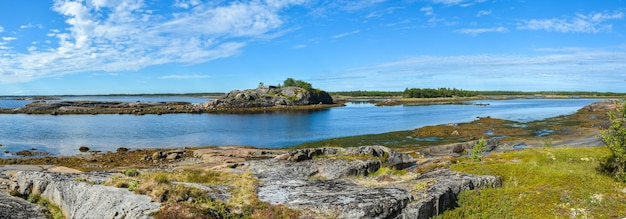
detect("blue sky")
(0, 0), (625, 95)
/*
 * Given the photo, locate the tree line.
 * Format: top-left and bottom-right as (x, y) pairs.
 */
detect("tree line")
(402, 88), (476, 98)
(329, 89), (626, 98)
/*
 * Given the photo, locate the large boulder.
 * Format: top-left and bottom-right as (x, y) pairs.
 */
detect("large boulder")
(204, 86), (334, 108)
(10, 171), (159, 219)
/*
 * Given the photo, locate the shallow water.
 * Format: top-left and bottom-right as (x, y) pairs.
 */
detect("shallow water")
(0, 98), (601, 156)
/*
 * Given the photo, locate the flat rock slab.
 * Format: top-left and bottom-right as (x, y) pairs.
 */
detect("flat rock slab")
(0, 165), (81, 175)
(0, 191), (46, 219)
(0, 165), (56, 173)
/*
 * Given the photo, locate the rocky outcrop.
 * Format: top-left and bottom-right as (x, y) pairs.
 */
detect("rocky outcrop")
(5, 100), (201, 115)
(417, 138), (500, 157)
(398, 169), (503, 218)
(248, 146), (502, 218)
(0, 191), (47, 219)
(9, 171), (159, 219)
(204, 86), (334, 108)
(281, 145), (416, 169)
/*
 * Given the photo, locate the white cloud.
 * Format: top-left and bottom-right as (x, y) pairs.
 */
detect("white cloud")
(292, 44), (307, 49)
(341, 0), (386, 11)
(454, 26), (507, 36)
(420, 6), (433, 16)
(173, 0), (201, 9)
(0, 26), (4, 32)
(336, 47), (626, 91)
(331, 30), (361, 39)
(476, 10), (491, 17)
(160, 74), (210, 79)
(428, 0), (485, 6)
(518, 11), (624, 33)
(0, 0), (306, 83)
(430, 0), (465, 5)
(2, 37), (17, 41)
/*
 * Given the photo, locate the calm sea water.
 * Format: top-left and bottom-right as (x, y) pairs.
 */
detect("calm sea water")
(0, 98), (601, 156)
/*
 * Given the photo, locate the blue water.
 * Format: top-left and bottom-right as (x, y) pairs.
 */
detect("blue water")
(0, 98), (601, 156)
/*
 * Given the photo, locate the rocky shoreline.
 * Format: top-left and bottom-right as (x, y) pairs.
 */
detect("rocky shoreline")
(0, 145), (503, 219)
(0, 86), (339, 115)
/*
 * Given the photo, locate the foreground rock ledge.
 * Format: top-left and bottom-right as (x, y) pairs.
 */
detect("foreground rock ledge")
(10, 171), (159, 219)
(5, 146), (502, 219)
(249, 146), (503, 218)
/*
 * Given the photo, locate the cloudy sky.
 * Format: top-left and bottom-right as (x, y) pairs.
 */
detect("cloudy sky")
(0, 0), (625, 95)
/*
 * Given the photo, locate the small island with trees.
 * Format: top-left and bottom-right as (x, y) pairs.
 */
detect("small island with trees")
(0, 78), (342, 115)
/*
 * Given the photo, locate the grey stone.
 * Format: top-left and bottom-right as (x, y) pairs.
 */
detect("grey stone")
(10, 171), (159, 219)
(0, 191), (47, 219)
(248, 146), (502, 219)
(204, 86), (333, 108)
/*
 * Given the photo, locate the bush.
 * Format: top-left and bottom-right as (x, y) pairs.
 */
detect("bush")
(599, 101), (626, 182)
(155, 174), (169, 184)
(282, 78), (313, 91)
(124, 168), (139, 177)
(471, 138), (486, 161)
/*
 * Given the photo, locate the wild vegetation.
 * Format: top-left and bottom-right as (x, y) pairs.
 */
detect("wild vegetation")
(280, 78), (313, 91)
(598, 101), (626, 182)
(293, 103), (610, 151)
(105, 169), (299, 219)
(439, 147), (626, 218)
(328, 89), (626, 98)
(330, 91), (403, 97)
(403, 88), (476, 98)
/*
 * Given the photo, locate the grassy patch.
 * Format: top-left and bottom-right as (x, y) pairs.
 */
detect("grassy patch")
(27, 194), (65, 219)
(105, 169), (299, 218)
(370, 166), (408, 176)
(438, 147), (626, 218)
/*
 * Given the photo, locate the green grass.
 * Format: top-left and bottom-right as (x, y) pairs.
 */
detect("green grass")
(438, 147), (626, 218)
(27, 194), (65, 219)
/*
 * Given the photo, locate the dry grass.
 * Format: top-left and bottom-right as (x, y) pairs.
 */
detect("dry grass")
(104, 169), (299, 218)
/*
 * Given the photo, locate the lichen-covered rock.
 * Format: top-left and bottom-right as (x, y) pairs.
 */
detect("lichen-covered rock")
(248, 146), (502, 219)
(397, 169), (502, 219)
(248, 159), (410, 218)
(285, 145), (416, 170)
(10, 171), (159, 219)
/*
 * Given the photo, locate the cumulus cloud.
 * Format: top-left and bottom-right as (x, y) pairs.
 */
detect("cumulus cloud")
(0, 0), (306, 83)
(518, 11), (624, 33)
(454, 26), (507, 36)
(332, 30), (361, 39)
(2, 37), (17, 41)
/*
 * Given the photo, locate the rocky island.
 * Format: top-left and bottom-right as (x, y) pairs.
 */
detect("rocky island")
(0, 79), (342, 115)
